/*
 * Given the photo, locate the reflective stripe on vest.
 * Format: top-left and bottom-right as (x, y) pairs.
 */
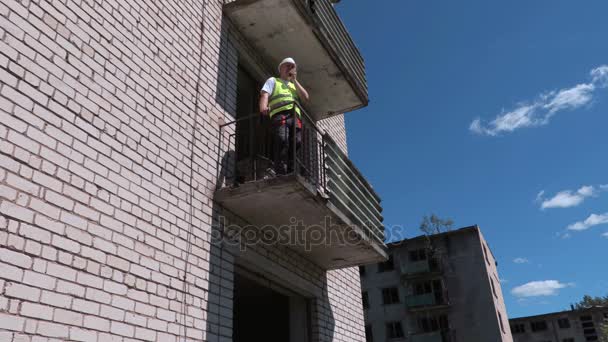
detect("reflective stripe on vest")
(269, 77), (301, 118)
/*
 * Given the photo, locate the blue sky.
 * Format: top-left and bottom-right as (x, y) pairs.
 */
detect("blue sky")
(336, 1), (608, 318)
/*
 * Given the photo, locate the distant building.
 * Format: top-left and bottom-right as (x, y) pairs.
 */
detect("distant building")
(510, 306), (608, 342)
(360, 226), (513, 342)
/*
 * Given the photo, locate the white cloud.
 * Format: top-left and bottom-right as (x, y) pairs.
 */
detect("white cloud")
(499, 278), (509, 284)
(577, 185), (595, 197)
(470, 64), (608, 136)
(567, 212), (608, 231)
(602, 232), (608, 238)
(511, 280), (573, 298)
(470, 103), (542, 136)
(539, 185), (598, 209)
(591, 65), (608, 87)
(543, 84), (595, 114)
(535, 190), (545, 202)
(469, 118), (483, 135)
(513, 257), (529, 264)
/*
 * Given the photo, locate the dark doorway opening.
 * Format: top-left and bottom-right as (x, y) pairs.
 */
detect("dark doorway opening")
(233, 270), (312, 342)
(233, 273), (290, 342)
(234, 65), (272, 183)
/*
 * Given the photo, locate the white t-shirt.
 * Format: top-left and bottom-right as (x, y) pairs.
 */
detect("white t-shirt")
(261, 77), (276, 95)
(261, 77), (295, 95)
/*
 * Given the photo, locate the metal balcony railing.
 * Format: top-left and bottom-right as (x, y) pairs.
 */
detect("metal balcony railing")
(324, 132), (384, 245)
(402, 257), (441, 277)
(217, 103), (327, 189)
(404, 260), (432, 274)
(406, 291), (449, 310)
(302, 0), (368, 102)
(406, 293), (436, 308)
(216, 102), (384, 243)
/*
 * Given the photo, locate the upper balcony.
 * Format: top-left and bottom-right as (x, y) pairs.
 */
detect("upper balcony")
(214, 104), (387, 269)
(224, 0), (367, 120)
(405, 292), (449, 311)
(401, 257), (442, 280)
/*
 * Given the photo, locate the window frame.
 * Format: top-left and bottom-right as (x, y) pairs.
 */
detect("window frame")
(386, 321), (404, 339)
(378, 254), (395, 273)
(497, 311), (506, 334)
(409, 249), (427, 262)
(531, 320), (548, 332)
(510, 322), (526, 334)
(381, 287), (400, 305)
(416, 314), (449, 333)
(557, 317), (571, 329)
(490, 277), (498, 299)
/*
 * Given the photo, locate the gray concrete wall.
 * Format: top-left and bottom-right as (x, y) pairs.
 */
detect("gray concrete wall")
(361, 252), (405, 342)
(476, 230), (513, 341)
(362, 227), (513, 342)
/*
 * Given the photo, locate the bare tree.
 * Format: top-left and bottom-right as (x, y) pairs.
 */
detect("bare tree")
(419, 214), (454, 235)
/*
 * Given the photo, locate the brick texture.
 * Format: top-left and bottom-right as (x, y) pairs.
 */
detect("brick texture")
(0, 0), (367, 341)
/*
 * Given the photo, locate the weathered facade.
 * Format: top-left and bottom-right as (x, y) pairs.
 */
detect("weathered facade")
(361, 226), (513, 342)
(510, 306), (608, 342)
(0, 0), (386, 341)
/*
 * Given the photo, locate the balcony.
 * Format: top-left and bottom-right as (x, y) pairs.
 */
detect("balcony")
(406, 293), (435, 307)
(410, 331), (452, 342)
(224, 0), (367, 120)
(401, 258), (441, 280)
(405, 293), (449, 311)
(214, 104), (387, 269)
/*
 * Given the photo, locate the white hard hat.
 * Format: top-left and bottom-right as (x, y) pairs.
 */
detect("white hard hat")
(278, 57), (296, 72)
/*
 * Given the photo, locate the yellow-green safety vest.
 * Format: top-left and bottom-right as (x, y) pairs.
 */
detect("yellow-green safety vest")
(268, 77), (301, 118)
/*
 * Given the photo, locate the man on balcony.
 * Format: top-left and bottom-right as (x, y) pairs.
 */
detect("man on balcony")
(259, 57), (310, 175)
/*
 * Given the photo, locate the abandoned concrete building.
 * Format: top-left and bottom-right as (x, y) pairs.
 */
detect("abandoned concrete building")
(509, 306), (608, 342)
(0, 0), (388, 341)
(360, 226), (514, 342)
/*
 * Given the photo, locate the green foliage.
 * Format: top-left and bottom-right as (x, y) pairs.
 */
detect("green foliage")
(574, 294), (608, 342)
(419, 214), (454, 235)
(599, 323), (608, 342)
(574, 294), (608, 309)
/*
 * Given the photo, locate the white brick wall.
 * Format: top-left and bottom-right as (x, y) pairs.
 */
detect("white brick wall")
(0, 0), (367, 341)
(318, 115), (349, 155)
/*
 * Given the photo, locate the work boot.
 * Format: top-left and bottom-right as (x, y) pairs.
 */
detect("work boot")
(264, 168), (276, 180)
